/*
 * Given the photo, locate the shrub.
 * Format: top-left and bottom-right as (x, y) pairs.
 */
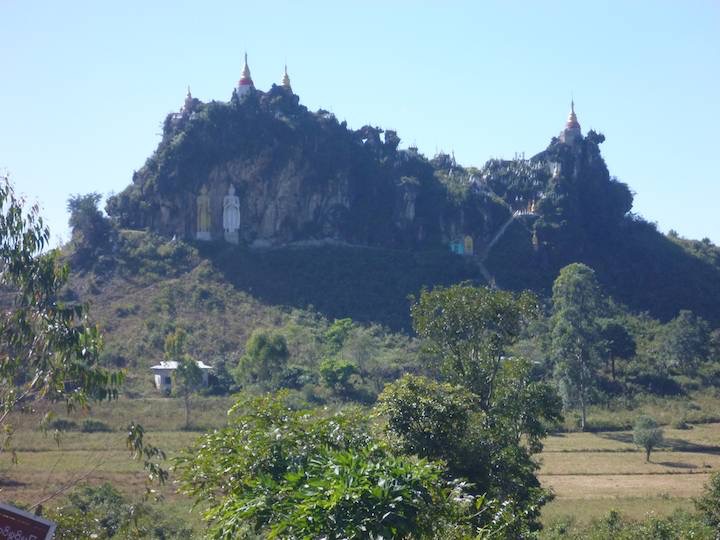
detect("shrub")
(696, 472), (720, 530)
(50, 418), (78, 431)
(81, 419), (113, 433)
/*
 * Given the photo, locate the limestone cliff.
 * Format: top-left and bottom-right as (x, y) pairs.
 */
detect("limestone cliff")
(106, 86), (510, 251)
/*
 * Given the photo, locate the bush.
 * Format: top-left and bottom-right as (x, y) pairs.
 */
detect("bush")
(696, 472), (720, 530)
(672, 416), (692, 430)
(628, 373), (684, 396)
(49, 418), (78, 431)
(81, 419), (113, 433)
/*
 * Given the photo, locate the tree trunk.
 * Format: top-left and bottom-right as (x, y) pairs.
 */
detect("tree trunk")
(580, 398), (586, 432)
(645, 447), (651, 462)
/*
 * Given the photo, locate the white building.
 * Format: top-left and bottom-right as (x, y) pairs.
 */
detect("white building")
(150, 360), (212, 393)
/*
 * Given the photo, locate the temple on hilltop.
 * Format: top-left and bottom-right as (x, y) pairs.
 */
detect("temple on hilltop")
(559, 100), (582, 144)
(133, 57), (605, 256)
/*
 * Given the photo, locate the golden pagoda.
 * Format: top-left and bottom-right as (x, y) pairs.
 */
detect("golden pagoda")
(559, 100), (582, 144)
(566, 100), (581, 130)
(282, 64), (292, 92)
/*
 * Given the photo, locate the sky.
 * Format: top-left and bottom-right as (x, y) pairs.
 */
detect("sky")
(1, 0), (719, 245)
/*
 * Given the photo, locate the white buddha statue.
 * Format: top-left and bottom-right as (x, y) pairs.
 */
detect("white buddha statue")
(223, 184), (240, 244)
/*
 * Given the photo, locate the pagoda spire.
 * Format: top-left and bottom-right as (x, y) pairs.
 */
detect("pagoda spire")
(559, 99), (582, 144)
(282, 64), (292, 92)
(566, 100), (580, 129)
(236, 52), (254, 99)
(238, 52), (254, 87)
(183, 85), (194, 113)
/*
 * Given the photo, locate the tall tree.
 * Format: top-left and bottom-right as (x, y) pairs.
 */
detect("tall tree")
(0, 177), (120, 454)
(658, 310), (710, 375)
(67, 192), (113, 267)
(600, 320), (636, 380)
(233, 329), (289, 390)
(407, 285), (562, 532)
(550, 263), (605, 431)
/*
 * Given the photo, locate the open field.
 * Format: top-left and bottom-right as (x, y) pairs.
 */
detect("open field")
(2, 396), (720, 533)
(539, 423), (720, 528)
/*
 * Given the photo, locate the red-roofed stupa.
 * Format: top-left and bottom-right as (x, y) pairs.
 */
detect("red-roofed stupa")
(237, 53), (254, 98)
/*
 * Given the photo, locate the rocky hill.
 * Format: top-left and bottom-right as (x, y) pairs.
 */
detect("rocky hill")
(104, 83), (720, 327)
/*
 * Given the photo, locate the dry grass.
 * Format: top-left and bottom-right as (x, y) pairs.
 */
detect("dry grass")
(0, 430), (201, 506)
(541, 496), (695, 527)
(541, 472), (711, 499)
(544, 422), (720, 453)
(540, 451), (720, 475)
(538, 422), (720, 528)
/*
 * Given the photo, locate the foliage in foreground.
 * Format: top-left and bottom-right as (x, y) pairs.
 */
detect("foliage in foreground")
(542, 509), (714, 540)
(47, 482), (193, 539)
(695, 471), (720, 531)
(175, 392), (532, 539)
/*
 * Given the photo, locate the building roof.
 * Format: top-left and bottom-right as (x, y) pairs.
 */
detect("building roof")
(150, 360), (212, 371)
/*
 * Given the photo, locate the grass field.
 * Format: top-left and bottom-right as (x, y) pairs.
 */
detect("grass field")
(539, 423), (720, 529)
(2, 396), (719, 535)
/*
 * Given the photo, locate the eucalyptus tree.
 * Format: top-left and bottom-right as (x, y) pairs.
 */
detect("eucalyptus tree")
(0, 176), (121, 456)
(550, 263), (605, 431)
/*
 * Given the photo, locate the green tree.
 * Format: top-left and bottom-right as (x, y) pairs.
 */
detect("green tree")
(696, 472), (720, 531)
(600, 320), (636, 380)
(550, 263), (605, 431)
(67, 192), (113, 267)
(0, 177), (121, 456)
(378, 371), (560, 535)
(319, 356), (358, 396)
(164, 329), (203, 429)
(233, 329), (290, 390)
(633, 415), (664, 462)
(407, 285), (562, 532)
(658, 310), (710, 375)
(175, 393), (472, 539)
(323, 317), (354, 355)
(410, 284), (538, 410)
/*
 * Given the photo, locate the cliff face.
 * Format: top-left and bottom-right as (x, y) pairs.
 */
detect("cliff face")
(105, 89), (720, 326)
(107, 86), (510, 250)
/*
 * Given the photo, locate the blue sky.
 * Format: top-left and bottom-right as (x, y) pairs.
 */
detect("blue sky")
(2, 1), (718, 245)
